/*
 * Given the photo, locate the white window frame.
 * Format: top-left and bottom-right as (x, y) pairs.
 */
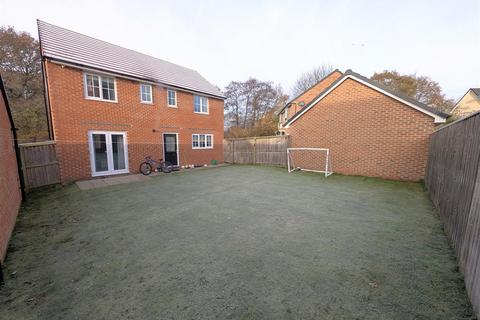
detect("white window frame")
(192, 133), (213, 149)
(194, 95), (209, 114)
(167, 89), (177, 107)
(88, 131), (129, 177)
(140, 84), (153, 104)
(84, 72), (118, 102)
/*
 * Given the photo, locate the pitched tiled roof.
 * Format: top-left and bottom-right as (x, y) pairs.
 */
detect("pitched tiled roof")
(277, 69), (343, 115)
(37, 20), (224, 99)
(283, 69), (449, 127)
(347, 70), (449, 118)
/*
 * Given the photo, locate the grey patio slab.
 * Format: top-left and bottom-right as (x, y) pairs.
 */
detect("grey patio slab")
(76, 164), (231, 189)
(76, 174), (150, 190)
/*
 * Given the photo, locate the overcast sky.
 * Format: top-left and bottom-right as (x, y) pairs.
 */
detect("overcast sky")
(1, 0), (479, 99)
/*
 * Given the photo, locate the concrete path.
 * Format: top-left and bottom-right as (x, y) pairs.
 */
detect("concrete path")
(76, 174), (150, 190)
(75, 164), (231, 190)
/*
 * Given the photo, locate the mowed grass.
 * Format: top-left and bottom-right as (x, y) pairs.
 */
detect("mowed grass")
(0, 165), (473, 319)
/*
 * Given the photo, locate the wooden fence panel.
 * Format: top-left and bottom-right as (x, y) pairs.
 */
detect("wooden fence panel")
(223, 135), (290, 166)
(19, 141), (60, 190)
(223, 139), (234, 163)
(425, 112), (480, 317)
(255, 136), (289, 165)
(233, 138), (255, 164)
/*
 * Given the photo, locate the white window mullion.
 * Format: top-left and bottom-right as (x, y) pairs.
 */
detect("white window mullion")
(122, 132), (129, 172)
(99, 76), (104, 100)
(106, 133), (114, 173)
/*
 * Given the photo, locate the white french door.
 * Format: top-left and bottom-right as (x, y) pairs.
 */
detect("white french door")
(88, 131), (129, 176)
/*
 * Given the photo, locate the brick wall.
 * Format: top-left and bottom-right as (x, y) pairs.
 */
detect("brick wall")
(45, 62), (224, 183)
(280, 70), (343, 127)
(284, 78), (435, 181)
(0, 86), (22, 263)
(290, 70), (343, 107)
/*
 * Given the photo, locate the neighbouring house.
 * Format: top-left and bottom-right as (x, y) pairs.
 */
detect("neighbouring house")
(0, 74), (23, 267)
(450, 88), (480, 120)
(37, 20), (225, 183)
(277, 69), (343, 128)
(278, 69), (449, 181)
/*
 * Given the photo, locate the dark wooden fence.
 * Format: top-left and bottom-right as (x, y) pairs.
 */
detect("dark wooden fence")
(425, 112), (480, 317)
(19, 141), (60, 190)
(223, 135), (290, 166)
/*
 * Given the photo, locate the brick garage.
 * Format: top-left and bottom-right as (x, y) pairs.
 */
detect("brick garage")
(0, 75), (23, 264)
(280, 70), (448, 181)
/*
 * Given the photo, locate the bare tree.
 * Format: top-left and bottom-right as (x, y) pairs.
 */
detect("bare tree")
(291, 65), (334, 97)
(224, 81), (244, 127)
(224, 78), (288, 137)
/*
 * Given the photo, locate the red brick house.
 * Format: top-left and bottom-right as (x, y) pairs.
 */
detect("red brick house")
(0, 74), (23, 266)
(278, 69), (448, 181)
(37, 20), (225, 183)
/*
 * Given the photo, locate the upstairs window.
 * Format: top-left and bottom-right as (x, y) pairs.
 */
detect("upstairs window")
(85, 73), (116, 101)
(167, 89), (177, 107)
(192, 134), (213, 149)
(85, 74), (100, 98)
(140, 84), (153, 103)
(194, 95), (208, 114)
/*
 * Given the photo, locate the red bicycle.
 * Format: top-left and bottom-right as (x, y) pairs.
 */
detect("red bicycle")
(139, 156), (173, 175)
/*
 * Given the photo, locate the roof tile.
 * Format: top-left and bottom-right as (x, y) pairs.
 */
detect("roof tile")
(37, 20), (224, 98)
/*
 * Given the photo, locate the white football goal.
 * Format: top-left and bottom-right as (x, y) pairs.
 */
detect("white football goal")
(287, 148), (333, 177)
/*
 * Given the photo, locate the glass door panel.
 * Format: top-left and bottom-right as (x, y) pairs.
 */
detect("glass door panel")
(89, 132), (128, 176)
(111, 134), (126, 170)
(92, 133), (108, 172)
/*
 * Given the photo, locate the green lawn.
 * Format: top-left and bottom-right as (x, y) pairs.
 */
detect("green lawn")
(0, 165), (473, 319)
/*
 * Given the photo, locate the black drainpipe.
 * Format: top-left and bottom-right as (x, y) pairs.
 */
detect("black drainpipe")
(0, 264), (4, 285)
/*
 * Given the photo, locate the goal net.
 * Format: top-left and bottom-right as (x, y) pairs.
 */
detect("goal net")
(287, 148), (333, 177)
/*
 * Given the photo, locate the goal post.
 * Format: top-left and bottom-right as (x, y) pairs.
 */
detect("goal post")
(287, 148), (333, 177)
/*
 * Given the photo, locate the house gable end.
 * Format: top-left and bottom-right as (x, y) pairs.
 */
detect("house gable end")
(290, 70), (343, 106)
(284, 72), (448, 127)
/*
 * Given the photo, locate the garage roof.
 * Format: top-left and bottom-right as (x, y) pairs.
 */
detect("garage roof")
(283, 70), (449, 127)
(37, 20), (224, 99)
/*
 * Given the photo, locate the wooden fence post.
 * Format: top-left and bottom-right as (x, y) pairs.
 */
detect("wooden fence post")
(19, 146), (29, 192)
(253, 137), (257, 164)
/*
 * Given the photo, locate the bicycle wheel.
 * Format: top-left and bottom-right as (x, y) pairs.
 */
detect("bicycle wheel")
(139, 162), (152, 175)
(161, 161), (173, 173)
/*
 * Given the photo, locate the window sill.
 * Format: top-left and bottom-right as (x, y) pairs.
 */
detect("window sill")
(141, 101), (154, 105)
(168, 104), (178, 108)
(85, 97), (118, 103)
(194, 111), (209, 115)
(91, 169), (130, 177)
(192, 147), (214, 150)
